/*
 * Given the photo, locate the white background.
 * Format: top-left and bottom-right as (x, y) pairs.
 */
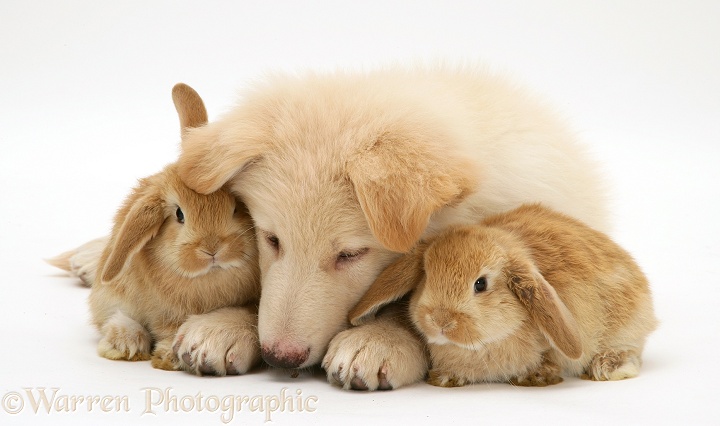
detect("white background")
(1, 1), (718, 425)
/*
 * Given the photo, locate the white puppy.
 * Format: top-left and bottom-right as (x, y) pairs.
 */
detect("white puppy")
(171, 65), (608, 390)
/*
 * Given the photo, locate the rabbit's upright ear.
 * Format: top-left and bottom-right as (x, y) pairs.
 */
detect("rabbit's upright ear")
(349, 242), (428, 326)
(100, 183), (166, 283)
(172, 83), (208, 133)
(507, 260), (583, 359)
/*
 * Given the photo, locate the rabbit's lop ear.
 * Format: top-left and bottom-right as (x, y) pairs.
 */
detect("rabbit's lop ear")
(349, 243), (428, 325)
(508, 262), (583, 360)
(348, 132), (476, 253)
(101, 185), (166, 283)
(172, 83), (208, 133)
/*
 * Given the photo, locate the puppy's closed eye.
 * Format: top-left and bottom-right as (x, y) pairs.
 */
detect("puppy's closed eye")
(264, 232), (280, 251)
(336, 247), (369, 268)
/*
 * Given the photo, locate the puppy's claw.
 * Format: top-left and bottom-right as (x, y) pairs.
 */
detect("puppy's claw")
(378, 369), (393, 390)
(350, 376), (369, 391)
(226, 363), (239, 376)
(172, 335), (184, 355)
(198, 360), (217, 376)
(181, 352), (193, 367)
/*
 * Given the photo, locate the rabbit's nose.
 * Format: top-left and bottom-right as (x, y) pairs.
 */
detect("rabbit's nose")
(428, 310), (457, 334)
(201, 236), (221, 254)
(200, 249), (218, 259)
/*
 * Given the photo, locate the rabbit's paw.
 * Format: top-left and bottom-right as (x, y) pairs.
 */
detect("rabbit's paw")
(69, 236), (107, 286)
(510, 354), (563, 387)
(98, 311), (152, 361)
(510, 371), (563, 387)
(581, 349), (640, 381)
(151, 338), (181, 371)
(427, 369), (469, 387)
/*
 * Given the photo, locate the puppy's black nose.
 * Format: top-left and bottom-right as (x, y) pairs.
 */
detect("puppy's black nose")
(261, 343), (310, 369)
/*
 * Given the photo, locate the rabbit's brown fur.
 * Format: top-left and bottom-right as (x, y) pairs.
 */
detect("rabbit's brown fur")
(351, 203), (657, 387)
(49, 84), (261, 375)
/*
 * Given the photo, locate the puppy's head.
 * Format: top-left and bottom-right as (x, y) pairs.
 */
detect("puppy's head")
(177, 74), (478, 368)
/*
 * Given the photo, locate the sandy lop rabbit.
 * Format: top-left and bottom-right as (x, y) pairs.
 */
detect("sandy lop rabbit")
(48, 84), (260, 374)
(350, 203), (657, 387)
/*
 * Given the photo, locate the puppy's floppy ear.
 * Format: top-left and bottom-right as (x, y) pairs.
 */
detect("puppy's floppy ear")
(507, 259), (583, 359)
(172, 83), (208, 133)
(177, 122), (267, 194)
(347, 132), (476, 253)
(349, 242), (428, 325)
(100, 181), (166, 283)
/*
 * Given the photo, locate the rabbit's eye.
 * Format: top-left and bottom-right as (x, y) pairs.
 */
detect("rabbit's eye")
(176, 207), (185, 224)
(474, 276), (487, 293)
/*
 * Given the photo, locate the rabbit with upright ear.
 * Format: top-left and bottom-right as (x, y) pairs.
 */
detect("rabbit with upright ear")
(350, 203), (657, 387)
(49, 84), (261, 375)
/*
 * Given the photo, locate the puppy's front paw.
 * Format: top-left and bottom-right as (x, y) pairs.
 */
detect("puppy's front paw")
(322, 317), (427, 391)
(427, 369), (468, 387)
(173, 307), (260, 376)
(98, 311), (152, 361)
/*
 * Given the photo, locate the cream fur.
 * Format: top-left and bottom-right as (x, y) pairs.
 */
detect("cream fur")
(57, 66), (611, 390)
(173, 65), (610, 390)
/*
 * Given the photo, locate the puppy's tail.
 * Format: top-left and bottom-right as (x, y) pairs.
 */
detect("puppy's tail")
(45, 249), (75, 271)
